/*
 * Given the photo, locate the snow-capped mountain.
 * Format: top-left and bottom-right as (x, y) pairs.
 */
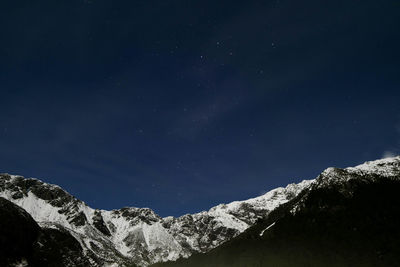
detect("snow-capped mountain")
(0, 197), (94, 267)
(0, 173), (312, 266)
(318, 156), (400, 186)
(291, 156), (400, 215)
(3, 156), (398, 266)
(153, 156), (400, 267)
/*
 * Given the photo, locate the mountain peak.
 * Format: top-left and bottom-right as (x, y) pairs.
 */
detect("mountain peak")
(0, 172), (308, 266)
(2, 156), (397, 266)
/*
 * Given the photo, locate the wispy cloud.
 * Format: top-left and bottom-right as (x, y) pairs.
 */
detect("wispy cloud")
(382, 151), (397, 159)
(382, 118), (400, 159)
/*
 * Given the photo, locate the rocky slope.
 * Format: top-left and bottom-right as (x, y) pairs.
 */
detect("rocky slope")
(0, 197), (93, 267)
(154, 156), (400, 267)
(0, 173), (311, 266)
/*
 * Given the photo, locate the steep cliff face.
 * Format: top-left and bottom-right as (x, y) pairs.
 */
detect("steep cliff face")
(0, 173), (311, 266)
(0, 197), (93, 267)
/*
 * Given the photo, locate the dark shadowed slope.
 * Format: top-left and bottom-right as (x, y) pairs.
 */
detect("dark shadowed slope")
(0, 197), (95, 267)
(153, 157), (400, 267)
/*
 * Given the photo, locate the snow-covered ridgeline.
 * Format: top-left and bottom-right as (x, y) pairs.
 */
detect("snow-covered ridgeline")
(3, 156), (398, 265)
(0, 173), (312, 266)
(316, 156), (400, 188)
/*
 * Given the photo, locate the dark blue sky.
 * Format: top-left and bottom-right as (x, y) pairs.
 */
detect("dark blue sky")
(1, 0), (399, 216)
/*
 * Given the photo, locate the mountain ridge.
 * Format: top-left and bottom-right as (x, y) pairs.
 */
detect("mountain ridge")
(1, 156), (398, 266)
(153, 156), (400, 267)
(0, 172), (312, 266)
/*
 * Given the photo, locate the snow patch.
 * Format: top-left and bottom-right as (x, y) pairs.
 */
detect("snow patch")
(259, 222), (276, 236)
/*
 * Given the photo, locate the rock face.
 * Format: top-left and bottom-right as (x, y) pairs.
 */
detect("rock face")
(154, 156), (400, 267)
(0, 197), (92, 267)
(0, 173), (312, 266)
(291, 156), (400, 215)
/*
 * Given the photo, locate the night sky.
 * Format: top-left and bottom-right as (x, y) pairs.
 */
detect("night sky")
(1, 0), (399, 216)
